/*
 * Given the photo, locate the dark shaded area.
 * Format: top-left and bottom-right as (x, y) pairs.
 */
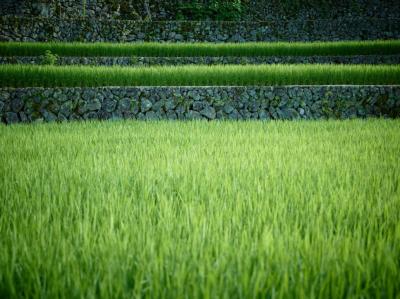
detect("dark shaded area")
(1, 0), (399, 21)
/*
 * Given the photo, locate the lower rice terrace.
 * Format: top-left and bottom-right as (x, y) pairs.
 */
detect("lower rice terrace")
(0, 38), (400, 298)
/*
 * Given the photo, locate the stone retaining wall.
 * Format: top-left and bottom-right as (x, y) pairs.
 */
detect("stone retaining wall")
(1, 0), (399, 22)
(1, 17), (399, 42)
(1, 86), (399, 124)
(2, 55), (400, 66)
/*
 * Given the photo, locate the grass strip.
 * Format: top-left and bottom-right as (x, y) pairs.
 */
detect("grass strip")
(0, 120), (399, 298)
(0, 64), (399, 87)
(0, 40), (400, 57)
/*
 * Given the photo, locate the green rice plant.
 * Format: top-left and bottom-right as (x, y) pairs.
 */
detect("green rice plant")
(0, 120), (399, 298)
(40, 50), (59, 65)
(0, 40), (399, 57)
(0, 64), (399, 87)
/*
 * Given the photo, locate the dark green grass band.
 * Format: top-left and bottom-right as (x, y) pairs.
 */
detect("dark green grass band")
(1, 64), (399, 87)
(1, 40), (400, 57)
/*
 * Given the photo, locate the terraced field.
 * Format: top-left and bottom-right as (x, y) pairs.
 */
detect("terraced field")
(1, 64), (400, 87)
(1, 40), (399, 57)
(0, 30), (399, 299)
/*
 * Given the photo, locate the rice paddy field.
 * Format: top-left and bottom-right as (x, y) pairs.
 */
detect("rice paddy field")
(0, 120), (399, 298)
(1, 64), (400, 87)
(1, 34), (400, 299)
(1, 40), (400, 57)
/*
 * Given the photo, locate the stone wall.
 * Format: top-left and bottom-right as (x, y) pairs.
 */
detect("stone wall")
(1, 17), (399, 42)
(2, 55), (400, 66)
(0, 0), (170, 20)
(1, 86), (399, 124)
(1, 0), (399, 21)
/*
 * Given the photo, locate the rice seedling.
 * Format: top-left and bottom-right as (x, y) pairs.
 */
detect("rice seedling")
(0, 40), (399, 57)
(0, 64), (399, 87)
(0, 119), (399, 298)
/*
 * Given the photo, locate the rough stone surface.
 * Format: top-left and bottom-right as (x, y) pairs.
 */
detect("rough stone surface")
(145, 111), (158, 120)
(102, 99), (117, 113)
(118, 98), (131, 111)
(11, 97), (24, 112)
(42, 110), (57, 122)
(1, 17), (399, 43)
(86, 98), (102, 111)
(5, 112), (19, 124)
(0, 86), (399, 124)
(186, 110), (202, 120)
(200, 106), (216, 120)
(141, 99), (153, 112)
(59, 100), (74, 117)
(1, 0), (399, 24)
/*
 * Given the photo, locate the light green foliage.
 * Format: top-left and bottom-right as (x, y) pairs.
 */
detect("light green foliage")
(40, 50), (59, 65)
(0, 40), (399, 57)
(0, 120), (399, 298)
(0, 64), (399, 87)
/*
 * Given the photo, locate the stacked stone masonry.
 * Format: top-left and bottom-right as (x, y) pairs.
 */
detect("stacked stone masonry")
(1, 86), (399, 124)
(1, 18), (399, 42)
(1, 0), (399, 22)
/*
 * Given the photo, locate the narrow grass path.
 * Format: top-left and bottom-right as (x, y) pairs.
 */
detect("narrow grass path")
(0, 120), (399, 298)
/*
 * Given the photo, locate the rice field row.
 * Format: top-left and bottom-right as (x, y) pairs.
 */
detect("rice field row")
(0, 120), (399, 299)
(1, 40), (399, 57)
(1, 64), (399, 87)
